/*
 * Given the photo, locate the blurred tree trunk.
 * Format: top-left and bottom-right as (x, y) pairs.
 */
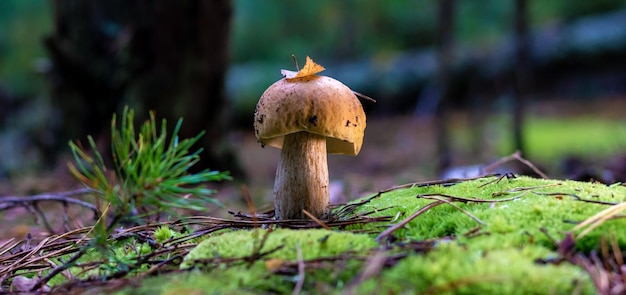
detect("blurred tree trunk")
(45, 0), (243, 176)
(435, 0), (455, 174)
(513, 0), (530, 155)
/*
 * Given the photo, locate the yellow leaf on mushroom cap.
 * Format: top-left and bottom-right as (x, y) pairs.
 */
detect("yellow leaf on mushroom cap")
(280, 56), (326, 80)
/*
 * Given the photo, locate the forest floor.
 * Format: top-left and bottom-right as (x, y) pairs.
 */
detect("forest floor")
(0, 96), (625, 241)
(227, 96), (626, 211)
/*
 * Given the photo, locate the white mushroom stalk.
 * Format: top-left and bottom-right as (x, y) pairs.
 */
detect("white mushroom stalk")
(254, 57), (367, 220)
(274, 132), (329, 219)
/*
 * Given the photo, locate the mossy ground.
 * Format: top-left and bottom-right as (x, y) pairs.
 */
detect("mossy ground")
(123, 176), (626, 294)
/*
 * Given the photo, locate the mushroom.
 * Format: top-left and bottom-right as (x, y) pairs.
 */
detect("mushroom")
(254, 57), (366, 220)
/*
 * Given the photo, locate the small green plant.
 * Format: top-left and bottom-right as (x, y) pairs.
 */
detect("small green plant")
(26, 107), (231, 290)
(154, 225), (176, 243)
(69, 107), (230, 228)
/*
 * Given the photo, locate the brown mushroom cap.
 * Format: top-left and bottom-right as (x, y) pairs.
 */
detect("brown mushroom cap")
(254, 75), (366, 155)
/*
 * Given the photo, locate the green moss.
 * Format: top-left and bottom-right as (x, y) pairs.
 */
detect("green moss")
(119, 267), (271, 295)
(124, 229), (373, 294)
(181, 228), (376, 268)
(357, 244), (593, 295)
(154, 225), (177, 243)
(122, 176), (626, 294)
(368, 177), (626, 250)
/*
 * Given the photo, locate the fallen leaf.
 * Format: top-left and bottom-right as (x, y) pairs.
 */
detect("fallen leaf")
(281, 56), (325, 80)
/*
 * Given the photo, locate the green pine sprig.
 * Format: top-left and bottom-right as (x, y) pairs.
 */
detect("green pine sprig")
(68, 106), (230, 228)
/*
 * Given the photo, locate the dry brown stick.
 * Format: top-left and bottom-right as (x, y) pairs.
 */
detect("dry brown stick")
(376, 201), (444, 243)
(0, 188), (98, 213)
(241, 184), (259, 229)
(32, 202), (56, 234)
(302, 209), (331, 230)
(483, 150), (549, 179)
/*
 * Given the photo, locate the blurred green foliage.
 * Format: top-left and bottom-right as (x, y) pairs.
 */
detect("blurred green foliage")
(231, 0), (626, 63)
(2, 0), (625, 97)
(0, 0), (51, 96)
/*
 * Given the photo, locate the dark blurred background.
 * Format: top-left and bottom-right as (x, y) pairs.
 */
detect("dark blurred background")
(1, 0), (626, 200)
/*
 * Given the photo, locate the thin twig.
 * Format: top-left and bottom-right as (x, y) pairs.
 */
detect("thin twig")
(249, 228), (275, 267)
(418, 192), (527, 203)
(0, 238), (20, 257)
(0, 188), (99, 215)
(31, 206), (126, 291)
(483, 151), (548, 179)
(292, 242), (305, 295)
(32, 202), (56, 234)
(610, 234), (626, 287)
(376, 201), (444, 243)
(291, 54), (300, 71)
(573, 202), (626, 240)
(420, 196), (486, 225)
(302, 209), (331, 230)
(491, 183), (561, 197)
(533, 192), (618, 205)
(241, 184), (259, 228)
(477, 173), (517, 188)
(28, 242), (88, 291)
(370, 174), (501, 201)
(331, 194), (383, 220)
(512, 151), (549, 179)
(352, 91), (377, 103)
(345, 250), (388, 295)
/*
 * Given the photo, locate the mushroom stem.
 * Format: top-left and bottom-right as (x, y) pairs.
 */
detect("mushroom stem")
(274, 131), (329, 220)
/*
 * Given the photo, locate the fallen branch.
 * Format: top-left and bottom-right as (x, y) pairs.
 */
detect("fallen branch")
(0, 188), (98, 214)
(0, 188), (100, 234)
